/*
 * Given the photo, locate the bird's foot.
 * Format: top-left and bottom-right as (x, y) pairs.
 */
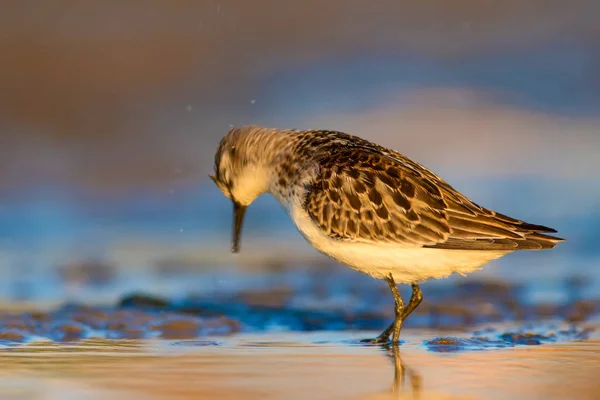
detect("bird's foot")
(360, 329), (392, 344)
(360, 336), (390, 344)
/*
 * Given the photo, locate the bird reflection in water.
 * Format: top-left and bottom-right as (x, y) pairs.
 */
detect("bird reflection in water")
(382, 345), (422, 398)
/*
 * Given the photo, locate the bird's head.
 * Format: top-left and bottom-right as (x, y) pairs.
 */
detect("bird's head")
(211, 126), (283, 252)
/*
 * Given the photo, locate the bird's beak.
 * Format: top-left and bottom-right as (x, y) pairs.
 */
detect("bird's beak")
(232, 201), (247, 253)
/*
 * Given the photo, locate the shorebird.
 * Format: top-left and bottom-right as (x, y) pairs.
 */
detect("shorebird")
(210, 125), (564, 344)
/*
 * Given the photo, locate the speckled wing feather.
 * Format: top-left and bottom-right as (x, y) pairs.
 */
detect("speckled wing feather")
(303, 144), (563, 250)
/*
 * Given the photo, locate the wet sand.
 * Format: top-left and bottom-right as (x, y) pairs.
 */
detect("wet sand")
(0, 330), (598, 400)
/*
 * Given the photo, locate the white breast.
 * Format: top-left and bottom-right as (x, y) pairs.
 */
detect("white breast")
(285, 199), (511, 284)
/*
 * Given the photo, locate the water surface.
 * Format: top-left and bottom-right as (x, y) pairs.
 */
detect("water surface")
(1, 330), (598, 400)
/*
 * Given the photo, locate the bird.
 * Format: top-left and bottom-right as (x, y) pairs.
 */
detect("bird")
(210, 125), (564, 344)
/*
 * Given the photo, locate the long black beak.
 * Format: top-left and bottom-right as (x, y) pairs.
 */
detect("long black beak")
(232, 201), (247, 253)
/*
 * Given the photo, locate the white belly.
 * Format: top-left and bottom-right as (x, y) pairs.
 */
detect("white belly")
(288, 202), (511, 284)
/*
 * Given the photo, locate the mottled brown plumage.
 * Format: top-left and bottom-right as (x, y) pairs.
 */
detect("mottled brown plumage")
(294, 130), (563, 251)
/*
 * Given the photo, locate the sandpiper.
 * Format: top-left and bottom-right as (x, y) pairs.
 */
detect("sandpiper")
(210, 125), (564, 344)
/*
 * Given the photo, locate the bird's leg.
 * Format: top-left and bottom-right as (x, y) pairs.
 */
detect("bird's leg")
(362, 281), (422, 344)
(387, 274), (405, 344)
(362, 274), (405, 344)
(401, 284), (423, 320)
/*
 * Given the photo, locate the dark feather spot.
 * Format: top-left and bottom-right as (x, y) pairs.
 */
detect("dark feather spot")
(406, 210), (420, 221)
(333, 176), (343, 187)
(425, 195), (446, 209)
(378, 173), (396, 187)
(362, 171), (376, 185)
(401, 180), (416, 198)
(348, 169), (361, 179)
(357, 153), (369, 162)
(347, 191), (362, 212)
(347, 219), (357, 235)
(353, 180), (367, 193)
(371, 158), (385, 171)
(278, 178), (287, 186)
(376, 206), (389, 219)
(359, 222), (371, 236)
(280, 163), (292, 175)
(424, 181), (442, 197)
(364, 210), (374, 221)
(392, 191), (411, 210)
(387, 168), (401, 179)
(385, 220), (396, 234)
(368, 189), (383, 206)
(321, 180), (329, 190)
(329, 190), (340, 203)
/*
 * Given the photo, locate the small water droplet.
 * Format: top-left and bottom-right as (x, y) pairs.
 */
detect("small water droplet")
(250, 99), (256, 105)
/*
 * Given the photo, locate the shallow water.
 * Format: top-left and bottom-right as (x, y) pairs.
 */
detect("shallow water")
(1, 330), (598, 400)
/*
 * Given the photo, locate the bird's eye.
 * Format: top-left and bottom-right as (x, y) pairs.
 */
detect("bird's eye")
(230, 146), (236, 157)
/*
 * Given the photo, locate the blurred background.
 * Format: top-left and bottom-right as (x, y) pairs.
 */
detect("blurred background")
(1, 0), (599, 306)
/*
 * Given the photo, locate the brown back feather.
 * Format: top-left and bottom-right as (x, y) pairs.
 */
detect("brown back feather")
(301, 135), (564, 251)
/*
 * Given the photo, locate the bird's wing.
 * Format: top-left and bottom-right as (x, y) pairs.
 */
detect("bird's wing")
(303, 146), (563, 250)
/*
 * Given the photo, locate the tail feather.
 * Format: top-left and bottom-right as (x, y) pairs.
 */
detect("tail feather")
(428, 212), (565, 251)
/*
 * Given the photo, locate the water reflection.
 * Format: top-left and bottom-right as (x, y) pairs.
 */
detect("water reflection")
(0, 333), (598, 399)
(385, 345), (422, 397)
